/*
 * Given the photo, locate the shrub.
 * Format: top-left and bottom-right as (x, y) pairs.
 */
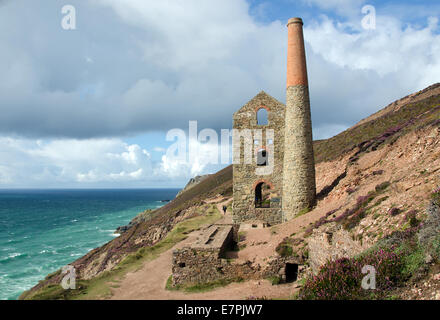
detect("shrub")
(299, 246), (405, 300)
(405, 210), (419, 228)
(375, 181), (391, 193)
(276, 242), (293, 257)
(388, 208), (400, 216)
(432, 187), (440, 206)
(342, 208), (366, 230)
(268, 276), (281, 285)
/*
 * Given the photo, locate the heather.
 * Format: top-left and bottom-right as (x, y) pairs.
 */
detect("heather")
(304, 182), (390, 236)
(298, 245), (405, 300)
(300, 198), (440, 300)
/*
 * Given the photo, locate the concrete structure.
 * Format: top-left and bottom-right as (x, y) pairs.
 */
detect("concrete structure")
(232, 17), (316, 224)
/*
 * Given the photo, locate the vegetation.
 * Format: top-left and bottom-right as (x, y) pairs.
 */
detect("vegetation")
(166, 275), (244, 293)
(432, 187), (440, 206)
(300, 196), (440, 300)
(313, 94), (440, 164)
(296, 207), (311, 217)
(304, 182), (391, 236)
(299, 246), (405, 300)
(22, 85), (440, 300)
(267, 276), (281, 285)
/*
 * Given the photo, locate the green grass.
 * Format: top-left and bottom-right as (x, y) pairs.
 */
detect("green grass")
(401, 246), (426, 278)
(166, 276), (244, 293)
(296, 207), (311, 218)
(313, 94), (440, 164)
(267, 276), (281, 285)
(22, 208), (222, 300)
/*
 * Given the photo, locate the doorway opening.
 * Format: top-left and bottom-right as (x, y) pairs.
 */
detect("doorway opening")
(285, 263), (298, 283)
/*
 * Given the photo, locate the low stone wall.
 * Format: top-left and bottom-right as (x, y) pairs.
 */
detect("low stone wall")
(172, 247), (305, 287)
(308, 222), (369, 274)
(232, 207), (283, 226)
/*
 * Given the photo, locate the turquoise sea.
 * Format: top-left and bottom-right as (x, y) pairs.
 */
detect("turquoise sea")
(0, 188), (179, 300)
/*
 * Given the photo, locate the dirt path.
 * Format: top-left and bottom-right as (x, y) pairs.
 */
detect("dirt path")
(109, 198), (297, 300)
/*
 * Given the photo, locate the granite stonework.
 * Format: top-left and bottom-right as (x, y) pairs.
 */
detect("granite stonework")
(171, 17), (317, 288)
(308, 223), (368, 274)
(171, 222), (307, 287)
(282, 85), (316, 221)
(232, 91), (286, 225)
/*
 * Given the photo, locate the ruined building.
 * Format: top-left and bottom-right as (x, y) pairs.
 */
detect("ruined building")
(171, 17), (314, 287)
(233, 17), (316, 225)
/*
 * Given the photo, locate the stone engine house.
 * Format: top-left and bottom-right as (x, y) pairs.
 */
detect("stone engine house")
(172, 17), (315, 288)
(232, 17), (316, 225)
(232, 91), (286, 225)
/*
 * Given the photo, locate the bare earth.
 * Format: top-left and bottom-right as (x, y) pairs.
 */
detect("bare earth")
(110, 125), (440, 300)
(110, 198), (297, 300)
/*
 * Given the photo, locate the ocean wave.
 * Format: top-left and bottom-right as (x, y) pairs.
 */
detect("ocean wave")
(0, 252), (28, 264)
(70, 253), (82, 257)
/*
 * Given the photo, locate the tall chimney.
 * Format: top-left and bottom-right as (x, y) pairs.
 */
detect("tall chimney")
(282, 17), (316, 221)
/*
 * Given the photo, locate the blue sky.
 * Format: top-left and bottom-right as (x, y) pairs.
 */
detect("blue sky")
(0, 0), (438, 188)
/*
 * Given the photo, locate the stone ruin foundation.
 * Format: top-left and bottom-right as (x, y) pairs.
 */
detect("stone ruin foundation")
(171, 222), (305, 287)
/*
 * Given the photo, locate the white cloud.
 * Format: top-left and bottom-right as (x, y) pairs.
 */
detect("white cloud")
(0, 1), (439, 187)
(304, 13), (440, 129)
(0, 137), (155, 186)
(0, 136), (227, 187)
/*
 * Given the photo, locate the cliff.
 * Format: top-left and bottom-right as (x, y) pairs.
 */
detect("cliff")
(21, 83), (440, 300)
(176, 174), (211, 198)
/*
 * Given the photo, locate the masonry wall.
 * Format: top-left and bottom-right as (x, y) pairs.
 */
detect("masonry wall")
(281, 18), (317, 221)
(172, 247), (305, 286)
(232, 91), (285, 225)
(308, 223), (368, 274)
(282, 85), (316, 221)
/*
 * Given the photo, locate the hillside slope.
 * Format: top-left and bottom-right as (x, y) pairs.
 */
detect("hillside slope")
(21, 83), (440, 300)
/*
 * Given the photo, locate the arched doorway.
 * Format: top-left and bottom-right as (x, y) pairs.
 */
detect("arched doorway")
(255, 182), (271, 208)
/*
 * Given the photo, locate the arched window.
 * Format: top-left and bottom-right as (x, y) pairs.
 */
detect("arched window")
(255, 182), (271, 208)
(256, 149), (267, 166)
(257, 108), (268, 125)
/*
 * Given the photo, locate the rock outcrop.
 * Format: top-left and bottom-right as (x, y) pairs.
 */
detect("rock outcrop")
(176, 174), (211, 198)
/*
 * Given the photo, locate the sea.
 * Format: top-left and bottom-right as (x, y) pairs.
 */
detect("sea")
(0, 188), (179, 300)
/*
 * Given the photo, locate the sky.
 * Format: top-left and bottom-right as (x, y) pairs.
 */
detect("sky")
(0, 0), (439, 188)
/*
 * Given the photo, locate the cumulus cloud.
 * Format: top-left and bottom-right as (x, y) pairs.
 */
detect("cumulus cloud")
(0, 0), (439, 186)
(0, 0), (438, 141)
(0, 136), (227, 187)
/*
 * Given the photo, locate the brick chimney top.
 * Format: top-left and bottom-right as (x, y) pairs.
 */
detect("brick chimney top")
(286, 17), (308, 87)
(287, 17), (303, 26)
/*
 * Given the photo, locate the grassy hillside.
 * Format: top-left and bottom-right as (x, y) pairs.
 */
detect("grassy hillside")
(21, 83), (440, 300)
(314, 86), (440, 163)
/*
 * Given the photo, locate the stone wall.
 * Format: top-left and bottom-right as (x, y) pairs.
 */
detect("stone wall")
(232, 91), (285, 225)
(172, 247), (306, 287)
(282, 85), (316, 221)
(308, 222), (369, 274)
